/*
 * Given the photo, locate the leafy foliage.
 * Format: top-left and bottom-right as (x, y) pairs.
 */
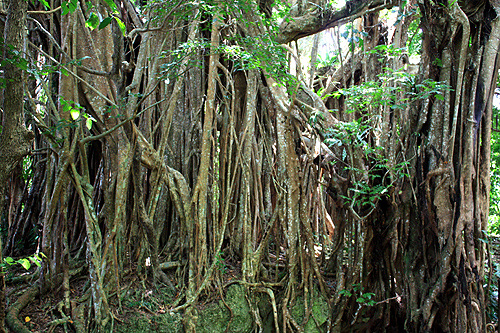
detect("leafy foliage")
(340, 284), (376, 306)
(3, 253), (46, 271)
(324, 62), (447, 215)
(489, 107), (500, 234)
(61, 0), (78, 15)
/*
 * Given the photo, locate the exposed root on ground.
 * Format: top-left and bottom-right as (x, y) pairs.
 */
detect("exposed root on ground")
(6, 283), (39, 333)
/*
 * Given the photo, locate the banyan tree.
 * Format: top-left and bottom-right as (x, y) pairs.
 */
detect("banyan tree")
(0, 0), (499, 331)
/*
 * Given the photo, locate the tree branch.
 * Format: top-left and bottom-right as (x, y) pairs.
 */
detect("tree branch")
(276, 0), (396, 44)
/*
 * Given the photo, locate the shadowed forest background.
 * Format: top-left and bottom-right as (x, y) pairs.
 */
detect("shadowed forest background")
(1, 0), (500, 332)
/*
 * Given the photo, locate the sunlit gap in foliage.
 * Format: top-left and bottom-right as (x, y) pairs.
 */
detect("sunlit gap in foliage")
(490, 95), (500, 235)
(292, 5), (420, 85)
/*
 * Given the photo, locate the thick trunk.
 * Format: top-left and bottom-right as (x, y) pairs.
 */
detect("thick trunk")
(0, 0), (34, 184)
(1, 0), (33, 332)
(403, 2), (498, 331)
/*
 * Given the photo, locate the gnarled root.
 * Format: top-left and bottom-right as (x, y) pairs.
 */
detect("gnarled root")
(6, 284), (39, 333)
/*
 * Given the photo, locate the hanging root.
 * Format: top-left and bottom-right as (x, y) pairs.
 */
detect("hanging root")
(256, 287), (280, 333)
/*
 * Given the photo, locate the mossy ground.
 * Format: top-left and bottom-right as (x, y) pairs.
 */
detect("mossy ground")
(195, 284), (254, 333)
(290, 288), (330, 332)
(114, 312), (183, 333)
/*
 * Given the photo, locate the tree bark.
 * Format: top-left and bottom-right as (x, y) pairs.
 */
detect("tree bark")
(0, 0), (33, 332)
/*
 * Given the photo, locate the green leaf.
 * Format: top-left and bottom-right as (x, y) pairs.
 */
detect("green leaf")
(16, 58), (28, 71)
(70, 0), (78, 12)
(60, 67), (69, 76)
(61, 0), (77, 15)
(103, 0), (118, 13)
(433, 58), (443, 67)
(339, 289), (352, 297)
(61, 1), (70, 15)
(114, 17), (127, 36)
(4, 257), (14, 264)
(60, 99), (70, 112)
(29, 257), (42, 267)
(39, 0), (50, 9)
(86, 12), (99, 30)
(86, 117), (93, 130)
(70, 108), (80, 120)
(18, 258), (31, 271)
(99, 17), (113, 30)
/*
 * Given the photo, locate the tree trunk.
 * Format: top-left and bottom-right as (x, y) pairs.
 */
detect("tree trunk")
(0, 0), (34, 332)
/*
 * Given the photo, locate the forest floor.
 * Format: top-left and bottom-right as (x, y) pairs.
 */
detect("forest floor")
(5, 264), (183, 333)
(4, 256), (251, 332)
(5, 238), (491, 332)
